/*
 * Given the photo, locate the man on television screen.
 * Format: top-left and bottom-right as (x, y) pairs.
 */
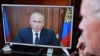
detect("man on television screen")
(12, 12), (60, 46)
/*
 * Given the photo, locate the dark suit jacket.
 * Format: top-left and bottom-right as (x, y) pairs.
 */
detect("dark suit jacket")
(12, 27), (60, 46)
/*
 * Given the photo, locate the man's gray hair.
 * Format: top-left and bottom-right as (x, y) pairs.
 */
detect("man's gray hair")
(88, 0), (100, 19)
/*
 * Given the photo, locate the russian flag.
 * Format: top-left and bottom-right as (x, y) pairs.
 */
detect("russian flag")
(61, 8), (72, 46)
(3, 7), (11, 42)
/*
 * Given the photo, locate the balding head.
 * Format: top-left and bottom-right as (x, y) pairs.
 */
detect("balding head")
(30, 12), (45, 21)
(29, 12), (45, 32)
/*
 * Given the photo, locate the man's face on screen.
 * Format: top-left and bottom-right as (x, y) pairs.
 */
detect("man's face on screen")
(29, 13), (45, 32)
(78, 0), (100, 55)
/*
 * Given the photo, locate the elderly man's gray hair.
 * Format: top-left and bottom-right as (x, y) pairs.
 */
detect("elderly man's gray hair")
(87, 0), (100, 19)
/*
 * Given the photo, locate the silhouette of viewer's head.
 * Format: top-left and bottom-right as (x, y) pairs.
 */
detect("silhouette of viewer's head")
(29, 12), (45, 32)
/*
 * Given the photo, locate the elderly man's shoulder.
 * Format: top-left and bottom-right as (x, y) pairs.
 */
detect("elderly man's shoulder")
(19, 27), (55, 33)
(42, 28), (55, 33)
(18, 27), (31, 32)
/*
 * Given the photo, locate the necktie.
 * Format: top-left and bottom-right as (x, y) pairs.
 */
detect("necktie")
(35, 33), (39, 44)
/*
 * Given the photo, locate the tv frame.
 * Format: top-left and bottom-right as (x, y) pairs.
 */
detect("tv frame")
(1, 4), (74, 49)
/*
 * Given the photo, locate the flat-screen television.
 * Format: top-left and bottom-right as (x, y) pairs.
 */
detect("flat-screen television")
(1, 4), (74, 49)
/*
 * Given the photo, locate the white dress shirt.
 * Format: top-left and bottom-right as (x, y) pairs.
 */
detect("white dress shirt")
(32, 30), (41, 44)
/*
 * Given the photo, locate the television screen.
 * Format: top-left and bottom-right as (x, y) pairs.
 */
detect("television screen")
(1, 4), (74, 49)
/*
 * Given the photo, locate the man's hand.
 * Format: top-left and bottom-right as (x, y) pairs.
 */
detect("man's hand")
(76, 35), (85, 56)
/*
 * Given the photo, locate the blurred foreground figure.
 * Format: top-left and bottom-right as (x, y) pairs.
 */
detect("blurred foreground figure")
(77, 0), (100, 56)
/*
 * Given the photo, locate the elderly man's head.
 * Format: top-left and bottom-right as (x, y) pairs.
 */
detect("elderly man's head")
(29, 12), (45, 32)
(78, 0), (100, 55)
